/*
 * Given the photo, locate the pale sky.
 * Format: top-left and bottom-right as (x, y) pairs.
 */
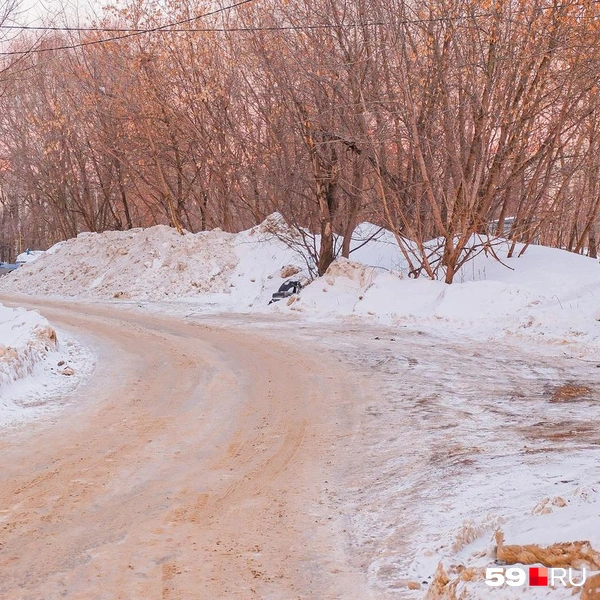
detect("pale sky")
(16, 0), (102, 25)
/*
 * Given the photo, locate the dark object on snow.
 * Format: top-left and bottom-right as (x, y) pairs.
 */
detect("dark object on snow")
(269, 280), (302, 304)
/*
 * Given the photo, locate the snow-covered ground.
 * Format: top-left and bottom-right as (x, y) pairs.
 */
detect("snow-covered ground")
(318, 324), (600, 599)
(1, 215), (599, 597)
(2, 217), (599, 354)
(191, 314), (600, 599)
(0, 303), (92, 427)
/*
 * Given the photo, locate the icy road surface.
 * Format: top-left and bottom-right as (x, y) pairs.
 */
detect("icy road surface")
(0, 299), (599, 599)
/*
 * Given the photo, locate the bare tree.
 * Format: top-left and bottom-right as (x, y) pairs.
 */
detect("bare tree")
(1, 0), (600, 277)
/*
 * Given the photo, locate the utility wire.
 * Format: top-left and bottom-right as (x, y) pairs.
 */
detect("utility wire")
(3, 0), (600, 32)
(0, 0), (600, 33)
(2, 22), (388, 34)
(1, 0), (599, 57)
(0, 0), (258, 56)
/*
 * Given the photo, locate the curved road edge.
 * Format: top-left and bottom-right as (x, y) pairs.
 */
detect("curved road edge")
(0, 297), (372, 600)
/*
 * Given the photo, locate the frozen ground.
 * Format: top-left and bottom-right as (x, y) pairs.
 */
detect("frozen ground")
(195, 313), (600, 598)
(1, 216), (599, 597)
(322, 325), (600, 599)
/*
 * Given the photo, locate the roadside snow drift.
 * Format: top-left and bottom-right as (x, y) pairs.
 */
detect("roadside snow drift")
(0, 217), (392, 305)
(0, 303), (57, 390)
(1, 216), (599, 351)
(0, 303), (91, 427)
(1, 226), (238, 301)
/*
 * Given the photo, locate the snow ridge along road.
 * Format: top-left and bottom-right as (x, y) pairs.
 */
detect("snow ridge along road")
(0, 298), (369, 600)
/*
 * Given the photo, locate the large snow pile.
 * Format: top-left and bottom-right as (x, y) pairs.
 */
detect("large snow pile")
(0, 216), (314, 306)
(0, 303), (58, 390)
(1, 216), (599, 350)
(0, 217), (396, 306)
(291, 239), (600, 348)
(1, 226), (239, 300)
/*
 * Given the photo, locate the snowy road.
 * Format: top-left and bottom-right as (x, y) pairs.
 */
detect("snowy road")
(280, 322), (600, 597)
(1, 299), (599, 599)
(0, 300), (369, 599)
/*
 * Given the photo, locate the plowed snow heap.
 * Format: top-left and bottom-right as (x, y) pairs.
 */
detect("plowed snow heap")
(0, 226), (239, 301)
(0, 304), (58, 390)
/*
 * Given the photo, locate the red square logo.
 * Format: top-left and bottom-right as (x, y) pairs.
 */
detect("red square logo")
(529, 567), (549, 586)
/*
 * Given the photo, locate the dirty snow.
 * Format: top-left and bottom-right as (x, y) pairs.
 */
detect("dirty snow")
(2, 226), (238, 300)
(0, 303), (57, 389)
(2, 218), (599, 355)
(0, 303), (93, 427)
(206, 316), (600, 599)
(1, 215), (600, 597)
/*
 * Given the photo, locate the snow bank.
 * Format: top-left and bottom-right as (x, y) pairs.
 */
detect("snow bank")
(281, 238), (600, 352)
(1, 217), (599, 351)
(0, 303), (92, 427)
(2, 226), (238, 300)
(0, 303), (58, 390)
(0, 217), (310, 307)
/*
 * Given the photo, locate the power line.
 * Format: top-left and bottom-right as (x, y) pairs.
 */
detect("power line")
(0, 0), (258, 56)
(3, 0), (600, 34)
(2, 22), (388, 34)
(3, 0), (600, 33)
(1, 0), (599, 57)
